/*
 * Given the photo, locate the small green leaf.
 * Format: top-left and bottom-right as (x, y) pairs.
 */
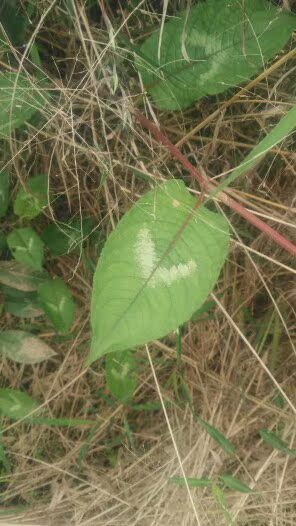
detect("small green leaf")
(260, 429), (296, 456)
(198, 418), (236, 456)
(2, 286), (43, 318)
(137, 0), (296, 110)
(0, 261), (47, 291)
(0, 73), (46, 138)
(0, 330), (56, 364)
(169, 477), (212, 488)
(131, 401), (164, 412)
(89, 180), (229, 362)
(37, 278), (75, 333)
(7, 227), (44, 270)
(0, 388), (39, 420)
(0, 170), (9, 218)
(106, 350), (137, 404)
(42, 217), (96, 256)
(219, 474), (254, 493)
(13, 175), (48, 220)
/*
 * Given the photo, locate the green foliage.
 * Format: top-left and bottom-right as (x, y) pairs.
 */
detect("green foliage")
(198, 418), (236, 456)
(106, 350), (137, 404)
(0, 261), (47, 291)
(0, 0), (27, 47)
(42, 217), (96, 256)
(0, 171), (9, 218)
(216, 104), (296, 195)
(0, 330), (56, 364)
(89, 180), (229, 363)
(13, 175), (48, 220)
(0, 388), (39, 420)
(37, 278), (75, 333)
(137, 0), (296, 110)
(7, 227), (44, 271)
(0, 73), (46, 138)
(0, 232), (6, 253)
(2, 285), (43, 318)
(260, 429), (296, 456)
(0, 421), (11, 472)
(212, 484), (234, 525)
(219, 474), (253, 493)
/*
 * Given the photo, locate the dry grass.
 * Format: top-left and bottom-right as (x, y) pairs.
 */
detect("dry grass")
(0, 1), (296, 525)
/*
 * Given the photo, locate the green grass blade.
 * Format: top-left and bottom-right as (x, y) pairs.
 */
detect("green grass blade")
(260, 429), (296, 456)
(219, 474), (254, 493)
(198, 418), (236, 456)
(28, 417), (96, 427)
(216, 104), (296, 193)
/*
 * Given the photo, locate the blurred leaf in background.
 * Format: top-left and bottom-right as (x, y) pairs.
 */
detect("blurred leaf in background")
(13, 175), (49, 220)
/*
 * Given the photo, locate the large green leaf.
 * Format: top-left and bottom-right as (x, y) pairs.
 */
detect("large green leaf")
(106, 350), (138, 404)
(88, 180), (229, 363)
(137, 0), (296, 110)
(0, 330), (56, 364)
(0, 170), (9, 218)
(13, 175), (49, 220)
(37, 278), (75, 333)
(0, 261), (47, 291)
(0, 388), (39, 420)
(7, 227), (44, 271)
(0, 72), (45, 138)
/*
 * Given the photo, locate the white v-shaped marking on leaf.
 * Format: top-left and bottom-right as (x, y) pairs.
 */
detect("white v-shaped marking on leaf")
(136, 227), (197, 288)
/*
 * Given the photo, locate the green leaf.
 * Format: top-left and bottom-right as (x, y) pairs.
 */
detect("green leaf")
(0, 421), (11, 472)
(198, 418), (236, 456)
(89, 180), (229, 362)
(169, 477), (212, 488)
(260, 429), (296, 457)
(42, 217), (96, 256)
(0, 261), (47, 291)
(37, 278), (75, 333)
(0, 232), (6, 253)
(0, 72), (46, 138)
(7, 227), (44, 271)
(212, 485), (234, 526)
(219, 474), (254, 493)
(13, 175), (48, 220)
(0, 1), (27, 47)
(2, 286), (43, 318)
(0, 170), (9, 218)
(0, 330), (56, 364)
(137, 0), (296, 110)
(216, 105), (296, 195)
(106, 350), (137, 404)
(0, 388), (39, 420)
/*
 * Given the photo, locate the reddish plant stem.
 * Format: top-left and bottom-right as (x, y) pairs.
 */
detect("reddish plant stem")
(134, 110), (296, 258)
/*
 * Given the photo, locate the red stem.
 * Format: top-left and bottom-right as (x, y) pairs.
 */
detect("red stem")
(134, 110), (296, 258)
